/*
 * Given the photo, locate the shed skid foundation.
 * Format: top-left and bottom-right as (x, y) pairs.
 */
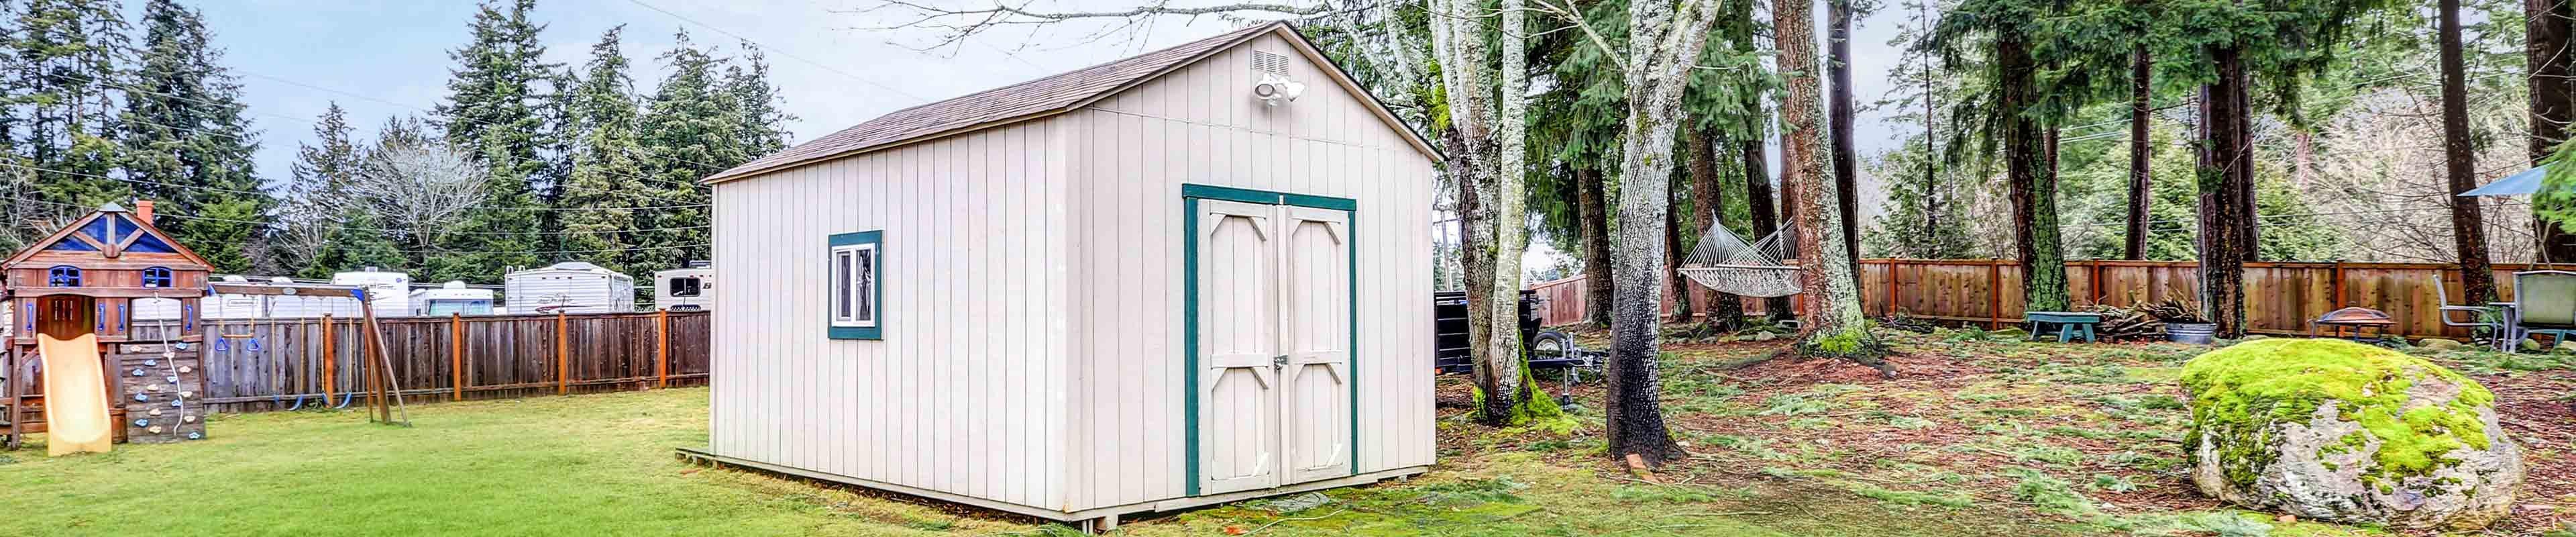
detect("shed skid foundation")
(676, 448), (1426, 524)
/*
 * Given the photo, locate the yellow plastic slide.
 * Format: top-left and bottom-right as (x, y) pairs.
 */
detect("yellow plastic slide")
(39, 332), (110, 456)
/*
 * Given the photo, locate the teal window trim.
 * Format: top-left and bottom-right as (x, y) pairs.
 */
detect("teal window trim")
(1180, 184), (1360, 496)
(828, 230), (883, 340)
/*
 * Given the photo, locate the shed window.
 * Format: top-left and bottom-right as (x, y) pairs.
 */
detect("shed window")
(828, 231), (882, 340)
(46, 266), (81, 287)
(142, 266), (173, 287)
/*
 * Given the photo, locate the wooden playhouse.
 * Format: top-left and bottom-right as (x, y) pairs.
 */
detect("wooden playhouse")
(0, 202), (212, 452)
(686, 21), (1442, 530)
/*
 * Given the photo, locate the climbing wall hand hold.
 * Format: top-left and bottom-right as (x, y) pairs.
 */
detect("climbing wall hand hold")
(173, 342), (190, 351)
(184, 431), (201, 440)
(164, 375), (178, 383)
(178, 366), (192, 374)
(146, 426), (163, 434)
(131, 419), (149, 428)
(181, 415), (196, 424)
(145, 384), (162, 391)
(170, 401), (182, 407)
(144, 359), (157, 367)
(133, 394), (150, 402)
(130, 368), (146, 377)
(148, 408), (163, 416)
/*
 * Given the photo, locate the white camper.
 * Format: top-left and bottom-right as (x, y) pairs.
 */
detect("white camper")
(653, 262), (713, 311)
(331, 268), (411, 317)
(504, 262), (634, 313)
(411, 281), (496, 316)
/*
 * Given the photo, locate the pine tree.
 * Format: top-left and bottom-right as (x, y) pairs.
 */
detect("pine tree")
(120, 0), (267, 273)
(722, 43), (792, 157)
(280, 103), (364, 277)
(433, 0), (554, 282)
(633, 31), (740, 273)
(556, 26), (646, 275)
(6, 0), (132, 209)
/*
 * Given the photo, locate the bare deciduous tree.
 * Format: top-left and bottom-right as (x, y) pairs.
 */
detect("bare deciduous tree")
(333, 140), (489, 250)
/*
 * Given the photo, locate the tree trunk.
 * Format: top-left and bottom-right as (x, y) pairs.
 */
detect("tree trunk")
(1666, 184), (1695, 324)
(2000, 31), (2070, 313)
(1428, 0), (1530, 426)
(2198, 46), (2256, 338)
(2532, 0), (2576, 263)
(1779, 0), (1874, 357)
(1693, 125), (1743, 330)
(1743, 134), (1788, 322)
(2126, 44), (2151, 260)
(2443, 0), (2497, 303)
(1829, 0), (1862, 287)
(1579, 166), (1614, 327)
(1604, 0), (1721, 467)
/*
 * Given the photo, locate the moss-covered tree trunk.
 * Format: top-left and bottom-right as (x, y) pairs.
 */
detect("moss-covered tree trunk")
(2533, 0), (2576, 263)
(2125, 43), (2152, 261)
(1780, 0), (1874, 358)
(1998, 29), (2070, 313)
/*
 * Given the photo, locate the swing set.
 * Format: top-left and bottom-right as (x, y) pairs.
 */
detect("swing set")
(203, 280), (411, 426)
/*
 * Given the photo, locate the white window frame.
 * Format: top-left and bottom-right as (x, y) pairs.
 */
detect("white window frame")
(830, 242), (878, 328)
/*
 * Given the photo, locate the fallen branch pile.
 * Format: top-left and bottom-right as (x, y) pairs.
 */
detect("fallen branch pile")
(2089, 299), (2206, 342)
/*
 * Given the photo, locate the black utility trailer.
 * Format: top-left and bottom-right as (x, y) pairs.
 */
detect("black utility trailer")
(1432, 292), (1602, 385)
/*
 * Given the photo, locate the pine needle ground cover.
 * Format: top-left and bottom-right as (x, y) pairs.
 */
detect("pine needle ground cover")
(2, 331), (2567, 536)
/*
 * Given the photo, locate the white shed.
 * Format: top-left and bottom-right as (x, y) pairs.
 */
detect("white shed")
(691, 22), (1441, 529)
(504, 262), (635, 313)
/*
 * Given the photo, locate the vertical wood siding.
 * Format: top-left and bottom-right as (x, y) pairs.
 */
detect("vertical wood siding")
(710, 119), (1069, 511)
(1062, 34), (1440, 511)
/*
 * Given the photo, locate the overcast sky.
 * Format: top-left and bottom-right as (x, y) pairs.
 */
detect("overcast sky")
(197, 0), (1919, 194)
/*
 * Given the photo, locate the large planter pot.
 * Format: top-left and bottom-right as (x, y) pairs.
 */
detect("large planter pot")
(2167, 323), (2218, 344)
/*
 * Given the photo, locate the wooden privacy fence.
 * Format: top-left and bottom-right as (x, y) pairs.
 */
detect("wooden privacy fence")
(1530, 259), (2545, 340)
(190, 310), (710, 413)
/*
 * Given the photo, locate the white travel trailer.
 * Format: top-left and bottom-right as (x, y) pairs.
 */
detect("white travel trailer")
(504, 262), (634, 314)
(692, 22), (1440, 530)
(653, 262), (713, 311)
(411, 281), (496, 316)
(331, 268), (411, 317)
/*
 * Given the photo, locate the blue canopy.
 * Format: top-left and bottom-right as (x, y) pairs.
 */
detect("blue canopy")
(2460, 165), (2555, 197)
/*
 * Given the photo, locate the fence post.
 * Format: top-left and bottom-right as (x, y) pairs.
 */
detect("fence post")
(1987, 258), (2003, 328)
(1881, 260), (1897, 316)
(451, 313), (464, 401)
(2330, 260), (2347, 308)
(657, 309), (671, 389)
(319, 314), (335, 401)
(556, 311), (570, 396)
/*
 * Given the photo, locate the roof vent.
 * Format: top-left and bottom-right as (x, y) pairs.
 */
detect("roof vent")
(1252, 50), (1289, 76)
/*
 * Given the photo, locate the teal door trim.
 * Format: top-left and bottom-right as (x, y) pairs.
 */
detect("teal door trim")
(1181, 183), (1359, 497)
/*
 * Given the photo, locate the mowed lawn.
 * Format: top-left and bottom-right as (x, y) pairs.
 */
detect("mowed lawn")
(4, 329), (2567, 536)
(0, 389), (1027, 536)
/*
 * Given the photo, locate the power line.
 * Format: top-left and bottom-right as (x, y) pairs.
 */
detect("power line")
(233, 69), (747, 181)
(29, 69), (722, 201)
(0, 160), (704, 212)
(621, 0), (930, 103)
(0, 185), (706, 236)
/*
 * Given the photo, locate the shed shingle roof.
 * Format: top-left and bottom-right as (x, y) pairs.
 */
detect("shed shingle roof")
(702, 22), (1285, 183)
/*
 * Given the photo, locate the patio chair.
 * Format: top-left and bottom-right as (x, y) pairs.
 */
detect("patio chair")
(2513, 271), (2576, 349)
(2433, 276), (2496, 334)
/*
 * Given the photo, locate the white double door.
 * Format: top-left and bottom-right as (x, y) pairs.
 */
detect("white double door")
(1196, 199), (1354, 495)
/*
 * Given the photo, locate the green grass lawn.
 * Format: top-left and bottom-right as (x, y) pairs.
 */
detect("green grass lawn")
(3, 328), (2565, 536)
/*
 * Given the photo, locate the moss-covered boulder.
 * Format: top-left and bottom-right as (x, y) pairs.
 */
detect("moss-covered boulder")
(2180, 338), (2521, 530)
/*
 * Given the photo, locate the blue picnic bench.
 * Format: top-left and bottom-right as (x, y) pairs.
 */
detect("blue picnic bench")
(2025, 311), (2103, 343)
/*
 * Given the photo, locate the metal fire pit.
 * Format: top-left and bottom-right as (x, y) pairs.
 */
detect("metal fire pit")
(2312, 307), (2397, 343)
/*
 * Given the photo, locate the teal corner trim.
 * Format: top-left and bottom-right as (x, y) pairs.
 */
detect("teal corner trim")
(827, 230), (884, 341)
(1346, 209), (1359, 475)
(1181, 196), (1203, 497)
(1179, 184), (1362, 493)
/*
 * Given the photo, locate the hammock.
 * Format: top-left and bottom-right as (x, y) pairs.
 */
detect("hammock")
(1678, 221), (1803, 297)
